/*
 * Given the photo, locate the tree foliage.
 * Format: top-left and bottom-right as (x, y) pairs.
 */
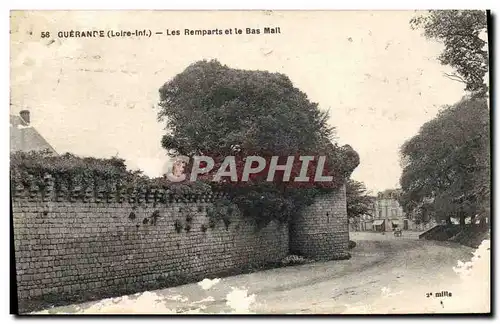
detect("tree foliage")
(400, 97), (490, 225)
(346, 179), (374, 219)
(157, 60), (359, 225)
(158, 60), (335, 157)
(410, 10), (489, 97)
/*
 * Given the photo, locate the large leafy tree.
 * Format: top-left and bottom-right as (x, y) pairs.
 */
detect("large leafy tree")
(157, 60), (359, 225)
(158, 59), (334, 157)
(400, 97), (490, 225)
(410, 10), (489, 97)
(346, 179), (374, 219)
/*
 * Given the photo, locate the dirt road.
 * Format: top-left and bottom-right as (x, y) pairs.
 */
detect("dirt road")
(36, 232), (489, 314)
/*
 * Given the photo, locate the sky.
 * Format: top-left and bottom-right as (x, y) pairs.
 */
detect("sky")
(10, 10), (467, 193)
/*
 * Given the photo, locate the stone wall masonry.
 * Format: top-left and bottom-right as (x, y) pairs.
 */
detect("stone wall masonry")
(12, 178), (349, 312)
(289, 185), (350, 259)
(12, 195), (289, 310)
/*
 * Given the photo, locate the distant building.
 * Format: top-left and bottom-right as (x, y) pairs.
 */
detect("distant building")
(10, 110), (57, 155)
(372, 189), (415, 231)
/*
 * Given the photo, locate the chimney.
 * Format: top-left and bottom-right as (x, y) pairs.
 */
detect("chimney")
(20, 110), (30, 125)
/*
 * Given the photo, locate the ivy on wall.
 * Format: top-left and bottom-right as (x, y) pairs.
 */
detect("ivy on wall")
(10, 151), (212, 202)
(11, 150), (352, 227)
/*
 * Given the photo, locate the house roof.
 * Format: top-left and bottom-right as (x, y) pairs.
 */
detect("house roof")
(10, 115), (57, 155)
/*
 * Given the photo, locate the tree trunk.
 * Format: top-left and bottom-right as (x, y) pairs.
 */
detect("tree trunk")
(479, 215), (488, 228)
(459, 213), (466, 226)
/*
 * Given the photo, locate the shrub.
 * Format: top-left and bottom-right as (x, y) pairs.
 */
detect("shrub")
(281, 255), (309, 266)
(332, 252), (351, 260)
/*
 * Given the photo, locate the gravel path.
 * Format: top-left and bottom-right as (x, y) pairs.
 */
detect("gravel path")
(35, 232), (487, 314)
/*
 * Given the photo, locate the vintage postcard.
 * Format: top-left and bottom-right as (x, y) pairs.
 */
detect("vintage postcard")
(10, 10), (491, 315)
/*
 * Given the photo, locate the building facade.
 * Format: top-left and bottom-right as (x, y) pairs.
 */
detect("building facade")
(371, 189), (415, 231)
